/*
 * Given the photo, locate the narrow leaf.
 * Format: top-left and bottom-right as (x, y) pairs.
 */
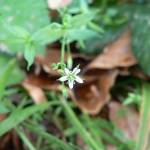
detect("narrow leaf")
(136, 83), (150, 150)
(0, 103), (50, 136)
(0, 59), (16, 98)
(24, 43), (36, 69)
(26, 123), (80, 150)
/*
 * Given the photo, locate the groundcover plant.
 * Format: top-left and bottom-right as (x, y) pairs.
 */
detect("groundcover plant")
(0, 0), (150, 150)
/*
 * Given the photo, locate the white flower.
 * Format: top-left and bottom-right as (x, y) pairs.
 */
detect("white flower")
(59, 67), (83, 89)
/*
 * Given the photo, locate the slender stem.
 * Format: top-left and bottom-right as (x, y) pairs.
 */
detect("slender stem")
(67, 43), (73, 69)
(61, 38), (66, 65)
(60, 96), (104, 150)
(59, 28), (103, 150)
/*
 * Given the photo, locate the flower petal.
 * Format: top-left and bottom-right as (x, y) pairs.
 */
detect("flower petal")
(68, 80), (74, 89)
(58, 76), (68, 82)
(75, 76), (83, 83)
(64, 68), (70, 75)
(73, 67), (80, 75)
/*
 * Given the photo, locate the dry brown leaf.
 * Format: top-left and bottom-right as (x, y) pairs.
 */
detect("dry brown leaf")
(108, 101), (139, 140)
(22, 82), (47, 104)
(35, 49), (62, 75)
(22, 73), (77, 105)
(73, 70), (119, 115)
(85, 29), (137, 71)
(22, 74), (60, 104)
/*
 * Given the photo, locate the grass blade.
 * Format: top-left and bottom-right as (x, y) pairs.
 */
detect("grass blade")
(0, 102), (50, 136)
(0, 59), (16, 98)
(16, 127), (36, 150)
(26, 123), (80, 150)
(136, 83), (150, 150)
(60, 97), (104, 150)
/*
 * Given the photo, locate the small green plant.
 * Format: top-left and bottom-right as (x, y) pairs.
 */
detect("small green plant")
(0, 0), (150, 150)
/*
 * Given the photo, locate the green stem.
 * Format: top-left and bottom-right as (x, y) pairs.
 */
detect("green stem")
(67, 43), (73, 69)
(61, 38), (66, 65)
(60, 38), (103, 150)
(60, 96), (104, 150)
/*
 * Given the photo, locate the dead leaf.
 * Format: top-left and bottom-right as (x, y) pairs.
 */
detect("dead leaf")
(35, 49), (62, 75)
(73, 70), (119, 115)
(22, 72), (78, 105)
(108, 101), (139, 140)
(22, 82), (47, 104)
(22, 74), (60, 104)
(85, 29), (137, 71)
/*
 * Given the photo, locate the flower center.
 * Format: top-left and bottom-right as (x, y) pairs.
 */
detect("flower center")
(68, 73), (75, 81)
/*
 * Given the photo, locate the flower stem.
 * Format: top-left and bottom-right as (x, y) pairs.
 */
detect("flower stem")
(67, 43), (73, 69)
(61, 38), (66, 65)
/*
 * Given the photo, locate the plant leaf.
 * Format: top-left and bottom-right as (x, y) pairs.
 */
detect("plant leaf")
(24, 43), (36, 69)
(131, 5), (150, 75)
(26, 123), (81, 150)
(32, 23), (64, 45)
(0, 103), (50, 136)
(66, 28), (100, 43)
(70, 11), (96, 28)
(0, 0), (49, 32)
(0, 0), (49, 51)
(0, 102), (9, 114)
(0, 59), (17, 98)
(136, 83), (150, 150)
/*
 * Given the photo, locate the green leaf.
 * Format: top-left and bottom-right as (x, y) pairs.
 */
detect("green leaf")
(24, 43), (36, 69)
(0, 0), (49, 51)
(0, 25), (31, 52)
(0, 59), (16, 98)
(0, 103), (50, 136)
(0, 0), (49, 32)
(70, 11), (96, 28)
(26, 123), (80, 150)
(0, 55), (24, 91)
(0, 102), (9, 114)
(132, 5), (150, 75)
(4, 24), (30, 39)
(66, 28), (100, 43)
(136, 83), (150, 150)
(16, 128), (36, 150)
(32, 23), (64, 45)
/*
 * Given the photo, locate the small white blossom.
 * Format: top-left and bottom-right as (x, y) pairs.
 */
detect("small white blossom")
(59, 67), (83, 89)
